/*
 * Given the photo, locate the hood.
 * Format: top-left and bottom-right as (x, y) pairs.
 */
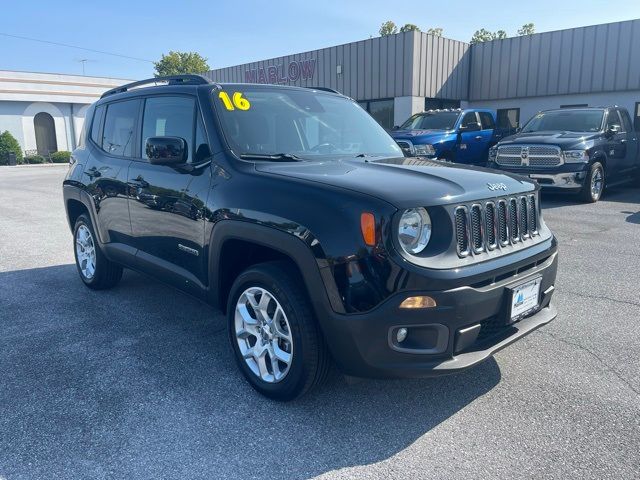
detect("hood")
(499, 131), (601, 149)
(390, 129), (451, 142)
(255, 157), (536, 208)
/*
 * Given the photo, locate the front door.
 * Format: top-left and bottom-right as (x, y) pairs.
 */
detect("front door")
(457, 112), (485, 164)
(603, 109), (628, 180)
(127, 95), (212, 285)
(617, 108), (639, 171)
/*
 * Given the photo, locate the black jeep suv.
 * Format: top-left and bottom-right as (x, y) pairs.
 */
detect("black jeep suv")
(63, 75), (558, 400)
(488, 106), (640, 202)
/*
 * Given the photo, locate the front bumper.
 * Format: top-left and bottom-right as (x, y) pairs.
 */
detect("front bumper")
(488, 162), (588, 190)
(321, 247), (558, 378)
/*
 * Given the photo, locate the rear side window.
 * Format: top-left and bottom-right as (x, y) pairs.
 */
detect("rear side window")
(90, 105), (105, 146)
(479, 112), (495, 130)
(141, 96), (195, 163)
(102, 100), (140, 157)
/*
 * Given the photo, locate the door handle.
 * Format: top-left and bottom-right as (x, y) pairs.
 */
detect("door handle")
(620, 139), (627, 144)
(474, 136), (483, 140)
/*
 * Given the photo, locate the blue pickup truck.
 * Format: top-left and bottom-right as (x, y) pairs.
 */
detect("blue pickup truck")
(390, 109), (513, 165)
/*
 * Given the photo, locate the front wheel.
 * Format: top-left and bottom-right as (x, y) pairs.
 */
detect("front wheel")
(227, 261), (331, 401)
(580, 161), (605, 203)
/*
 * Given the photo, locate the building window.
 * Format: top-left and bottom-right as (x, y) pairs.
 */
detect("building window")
(33, 112), (57, 155)
(359, 99), (394, 129)
(497, 108), (520, 129)
(424, 98), (460, 111)
(635, 102), (640, 132)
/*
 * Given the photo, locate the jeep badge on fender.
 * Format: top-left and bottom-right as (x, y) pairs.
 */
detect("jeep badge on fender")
(63, 75), (558, 401)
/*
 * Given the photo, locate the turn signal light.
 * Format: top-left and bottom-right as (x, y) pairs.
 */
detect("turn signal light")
(399, 296), (437, 309)
(360, 212), (376, 246)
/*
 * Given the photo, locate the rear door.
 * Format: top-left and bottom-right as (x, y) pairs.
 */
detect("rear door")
(127, 95), (212, 286)
(84, 99), (139, 244)
(457, 112), (485, 164)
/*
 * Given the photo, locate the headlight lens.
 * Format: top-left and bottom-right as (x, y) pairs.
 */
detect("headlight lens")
(413, 144), (435, 156)
(563, 149), (589, 163)
(398, 208), (432, 254)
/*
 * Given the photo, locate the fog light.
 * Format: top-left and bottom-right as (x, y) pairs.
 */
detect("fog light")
(399, 296), (437, 309)
(396, 328), (408, 343)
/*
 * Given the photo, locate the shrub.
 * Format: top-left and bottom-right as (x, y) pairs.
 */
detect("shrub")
(50, 151), (71, 163)
(24, 154), (46, 164)
(0, 130), (23, 165)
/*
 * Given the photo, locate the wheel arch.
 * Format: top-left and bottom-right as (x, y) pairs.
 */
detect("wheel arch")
(208, 221), (344, 318)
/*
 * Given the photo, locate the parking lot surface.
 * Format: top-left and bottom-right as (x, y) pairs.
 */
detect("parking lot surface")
(1, 165), (639, 479)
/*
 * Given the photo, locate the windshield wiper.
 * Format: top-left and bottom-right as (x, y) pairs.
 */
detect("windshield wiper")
(239, 153), (303, 162)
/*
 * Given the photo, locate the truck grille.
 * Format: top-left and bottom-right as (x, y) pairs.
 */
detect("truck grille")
(454, 194), (539, 258)
(496, 145), (562, 167)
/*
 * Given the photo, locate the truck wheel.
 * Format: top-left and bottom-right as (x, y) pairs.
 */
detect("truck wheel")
(227, 261), (331, 401)
(73, 214), (123, 289)
(579, 161), (605, 203)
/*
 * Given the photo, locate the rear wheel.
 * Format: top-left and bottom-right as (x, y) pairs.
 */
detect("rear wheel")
(579, 161), (605, 203)
(227, 261), (331, 401)
(73, 214), (123, 289)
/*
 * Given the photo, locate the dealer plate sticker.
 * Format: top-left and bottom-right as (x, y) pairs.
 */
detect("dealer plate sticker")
(510, 277), (541, 322)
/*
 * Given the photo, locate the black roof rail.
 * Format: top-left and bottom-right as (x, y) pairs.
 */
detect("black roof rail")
(306, 86), (342, 95)
(101, 74), (212, 99)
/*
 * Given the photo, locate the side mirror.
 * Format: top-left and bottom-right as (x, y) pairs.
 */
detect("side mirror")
(146, 136), (187, 165)
(515, 126), (522, 133)
(605, 124), (621, 137)
(392, 125), (400, 130)
(459, 122), (481, 132)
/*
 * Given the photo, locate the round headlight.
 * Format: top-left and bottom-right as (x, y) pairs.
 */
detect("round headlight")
(398, 208), (432, 254)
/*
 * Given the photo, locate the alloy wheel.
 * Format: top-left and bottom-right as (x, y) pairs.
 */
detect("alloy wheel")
(234, 287), (293, 383)
(75, 224), (96, 279)
(591, 166), (604, 199)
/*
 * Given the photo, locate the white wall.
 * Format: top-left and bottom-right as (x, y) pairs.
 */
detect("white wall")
(0, 100), (90, 153)
(468, 91), (640, 127)
(393, 96), (426, 126)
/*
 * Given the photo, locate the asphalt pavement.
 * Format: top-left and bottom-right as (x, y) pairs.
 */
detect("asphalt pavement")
(1, 165), (639, 479)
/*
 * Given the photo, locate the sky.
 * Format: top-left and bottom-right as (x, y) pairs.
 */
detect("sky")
(2, 0), (640, 80)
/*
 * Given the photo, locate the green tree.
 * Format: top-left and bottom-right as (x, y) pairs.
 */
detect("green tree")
(426, 27), (443, 37)
(470, 28), (508, 44)
(153, 51), (210, 77)
(0, 130), (23, 165)
(518, 23), (535, 36)
(379, 21), (398, 36)
(400, 23), (420, 33)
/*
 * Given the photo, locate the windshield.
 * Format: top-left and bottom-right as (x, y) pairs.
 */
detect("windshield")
(522, 110), (604, 133)
(400, 112), (459, 130)
(212, 86), (402, 159)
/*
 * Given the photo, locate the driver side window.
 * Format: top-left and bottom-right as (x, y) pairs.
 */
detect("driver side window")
(605, 110), (621, 132)
(141, 96), (195, 162)
(461, 112), (479, 128)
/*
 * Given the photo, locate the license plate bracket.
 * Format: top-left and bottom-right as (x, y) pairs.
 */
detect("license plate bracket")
(507, 276), (542, 323)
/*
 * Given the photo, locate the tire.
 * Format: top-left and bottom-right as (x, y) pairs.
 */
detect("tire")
(437, 151), (454, 163)
(579, 161), (605, 203)
(73, 214), (123, 289)
(227, 261), (331, 401)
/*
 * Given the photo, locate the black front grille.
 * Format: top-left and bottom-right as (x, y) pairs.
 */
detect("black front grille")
(497, 200), (508, 245)
(485, 203), (496, 248)
(509, 198), (519, 241)
(455, 207), (469, 255)
(470, 205), (483, 252)
(453, 194), (540, 259)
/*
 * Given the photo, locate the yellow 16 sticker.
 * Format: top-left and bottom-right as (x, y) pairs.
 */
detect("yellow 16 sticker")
(218, 91), (251, 111)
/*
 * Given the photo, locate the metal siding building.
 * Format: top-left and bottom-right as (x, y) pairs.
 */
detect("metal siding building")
(206, 19), (640, 129)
